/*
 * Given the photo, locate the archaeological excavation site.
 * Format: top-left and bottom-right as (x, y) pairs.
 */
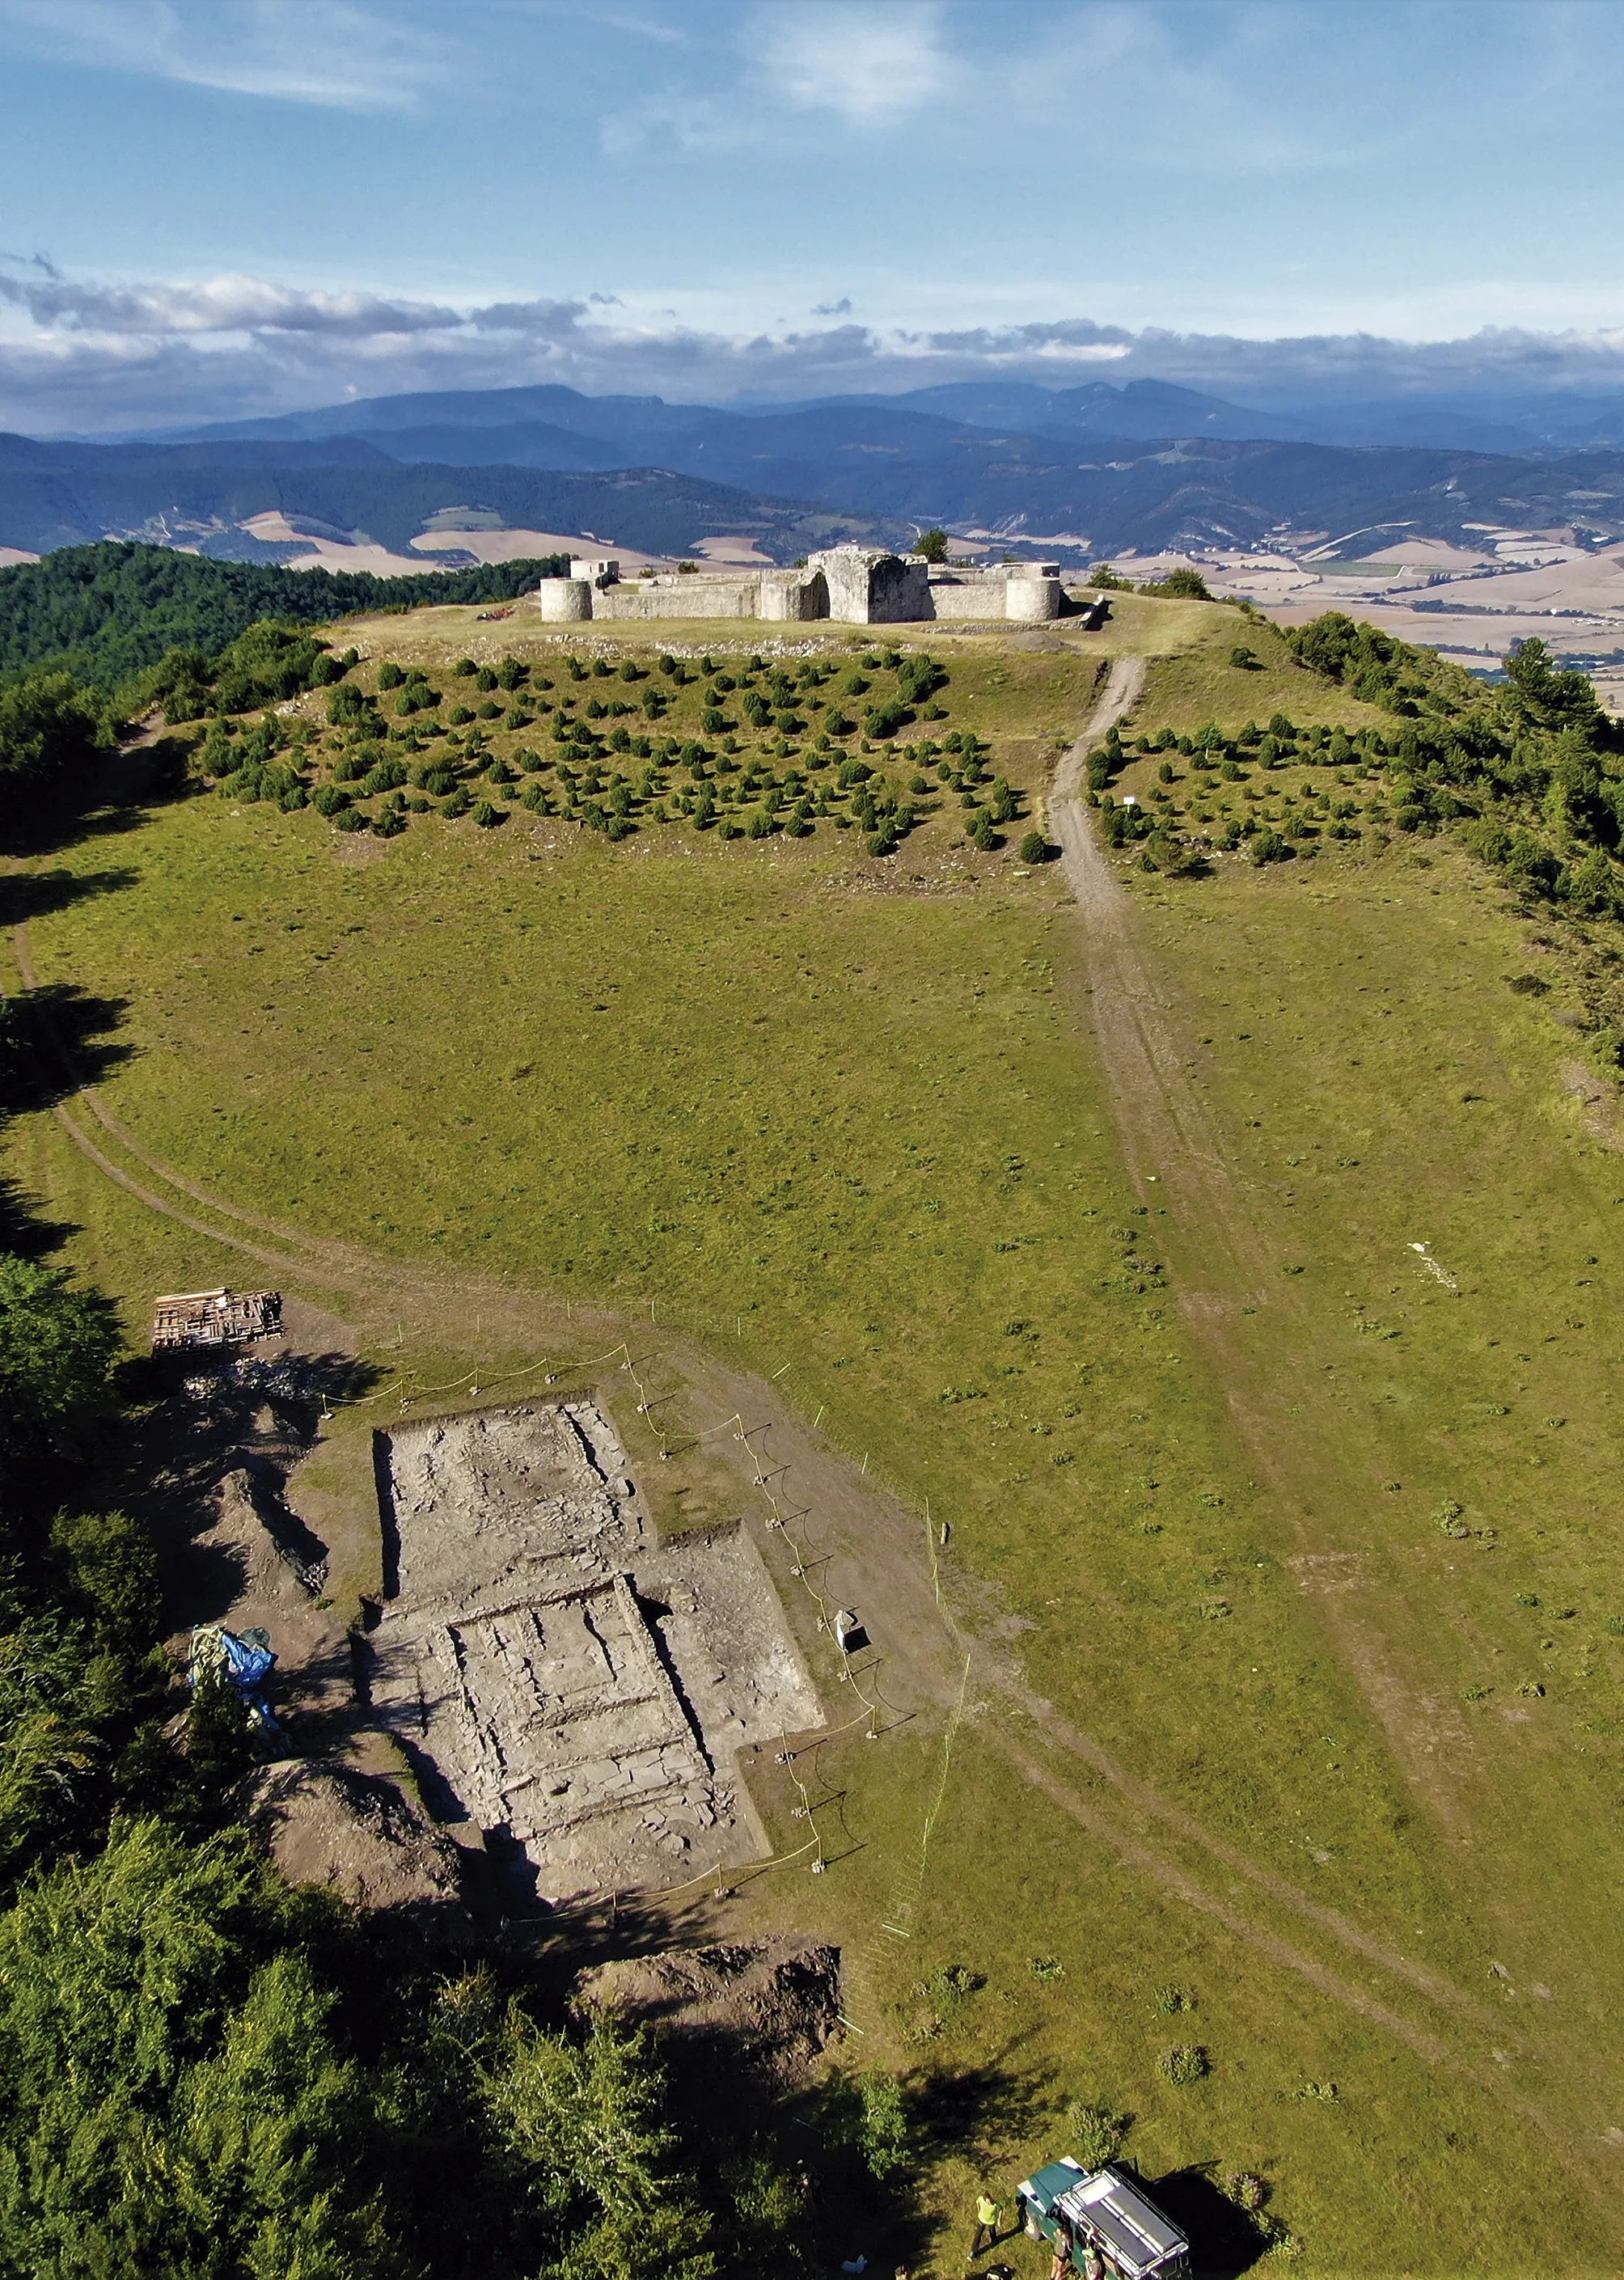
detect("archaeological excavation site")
(366, 1398), (823, 1903)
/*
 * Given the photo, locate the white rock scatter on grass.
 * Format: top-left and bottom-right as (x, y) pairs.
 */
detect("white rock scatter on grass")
(370, 1400), (821, 1900)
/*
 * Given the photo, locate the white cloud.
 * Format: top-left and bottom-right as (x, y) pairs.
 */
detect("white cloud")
(924, 319), (1135, 365)
(590, 5), (688, 44)
(10, 256), (1624, 434)
(0, 262), (461, 336)
(0, 0), (446, 111)
(751, 2), (954, 124)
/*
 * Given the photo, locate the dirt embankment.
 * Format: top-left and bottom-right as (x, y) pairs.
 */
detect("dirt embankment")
(576, 1935), (843, 2092)
(142, 1342), (478, 1931)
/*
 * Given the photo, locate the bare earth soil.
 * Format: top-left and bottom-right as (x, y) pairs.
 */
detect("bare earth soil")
(371, 1399), (822, 1901)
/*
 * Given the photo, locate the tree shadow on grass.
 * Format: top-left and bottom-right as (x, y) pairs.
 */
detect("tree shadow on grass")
(2, 737), (196, 864)
(907, 2050), (1052, 2170)
(513, 1886), (736, 1982)
(0, 983), (132, 1115)
(0, 866), (140, 928)
(5, 793), (154, 863)
(759, 2054), (1054, 2278)
(0, 1174), (76, 1258)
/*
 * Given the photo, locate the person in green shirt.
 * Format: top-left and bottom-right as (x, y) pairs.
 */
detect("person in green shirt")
(970, 2189), (1003, 2257)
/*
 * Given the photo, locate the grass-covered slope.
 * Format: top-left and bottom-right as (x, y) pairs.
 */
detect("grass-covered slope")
(11, 596), (1624, 2271)
(169, 618), (1074, 855)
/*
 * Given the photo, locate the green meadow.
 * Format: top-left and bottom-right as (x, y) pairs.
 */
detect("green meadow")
(10, 598), (1624, 2271)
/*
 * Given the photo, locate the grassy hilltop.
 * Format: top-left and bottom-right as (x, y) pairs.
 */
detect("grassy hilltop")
(10, 579), (1624, 2272)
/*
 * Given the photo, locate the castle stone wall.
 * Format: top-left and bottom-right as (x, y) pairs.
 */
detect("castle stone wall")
(524, 547), (1072, 627)
(808, 548), (932, 624)
(1004, 575), (1063, 621)
(926, 576), (1009, 620)
(759, 569), (828, 620)
(595, 577), (761, 620)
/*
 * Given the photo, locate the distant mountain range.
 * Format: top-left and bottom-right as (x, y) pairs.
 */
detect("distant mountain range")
(145, 375), (1624, 458)
(0, 430), (905, 564)
(10, 377), (1624, 566)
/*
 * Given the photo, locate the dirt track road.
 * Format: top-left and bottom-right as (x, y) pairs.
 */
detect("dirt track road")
(1050, 657), (1270, 1297)
(1048, 667), (1508, 1830)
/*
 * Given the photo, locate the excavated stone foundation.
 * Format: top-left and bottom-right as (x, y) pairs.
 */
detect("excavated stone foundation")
(367, 1400), (820, 1901)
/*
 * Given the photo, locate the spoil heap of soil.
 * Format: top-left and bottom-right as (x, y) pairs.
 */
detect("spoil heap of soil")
(576, 1938), (844, 2088)
(247, 1759), (472, 1933)
(188, 1467), (353, 1725)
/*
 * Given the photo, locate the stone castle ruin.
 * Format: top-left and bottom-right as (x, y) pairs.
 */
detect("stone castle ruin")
(532, 543), (1068, 627)
(366, 1400), (822, 1902)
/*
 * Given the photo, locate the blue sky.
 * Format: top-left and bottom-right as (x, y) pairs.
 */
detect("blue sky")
(2, 0), (1624, 429)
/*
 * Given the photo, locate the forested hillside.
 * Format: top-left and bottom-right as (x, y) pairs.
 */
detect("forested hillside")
(1289, 617), (1624, 930)
(19, 384), (1624, 556)
(0, 434), (899, 563)
(0, 542), (568, 687)
(1089, 612), (1624, 1039)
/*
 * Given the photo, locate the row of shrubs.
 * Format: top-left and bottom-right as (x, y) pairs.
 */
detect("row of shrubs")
(302, 645), (958, 770)
(219, 738), (1050, 861)
(1092, 622), (1624, 922)
(198, 635), (1069, 865)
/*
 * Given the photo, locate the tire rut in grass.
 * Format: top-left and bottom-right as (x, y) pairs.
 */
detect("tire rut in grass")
(1050, 670), (1496, 1829)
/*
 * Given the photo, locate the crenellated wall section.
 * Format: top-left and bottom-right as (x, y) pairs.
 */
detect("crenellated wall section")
(527, 545), (1066, 627)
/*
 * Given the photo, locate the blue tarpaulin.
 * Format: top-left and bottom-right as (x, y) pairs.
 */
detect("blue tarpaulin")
(218, 1631), (276, 1690)
(190, 1623), (281, 1732)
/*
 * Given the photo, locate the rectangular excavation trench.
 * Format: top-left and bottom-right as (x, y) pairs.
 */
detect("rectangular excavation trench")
(366, 1399), (822, 1901)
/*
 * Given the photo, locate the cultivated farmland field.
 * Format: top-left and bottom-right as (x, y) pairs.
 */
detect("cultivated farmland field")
(10, 595), (1624, 2273)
